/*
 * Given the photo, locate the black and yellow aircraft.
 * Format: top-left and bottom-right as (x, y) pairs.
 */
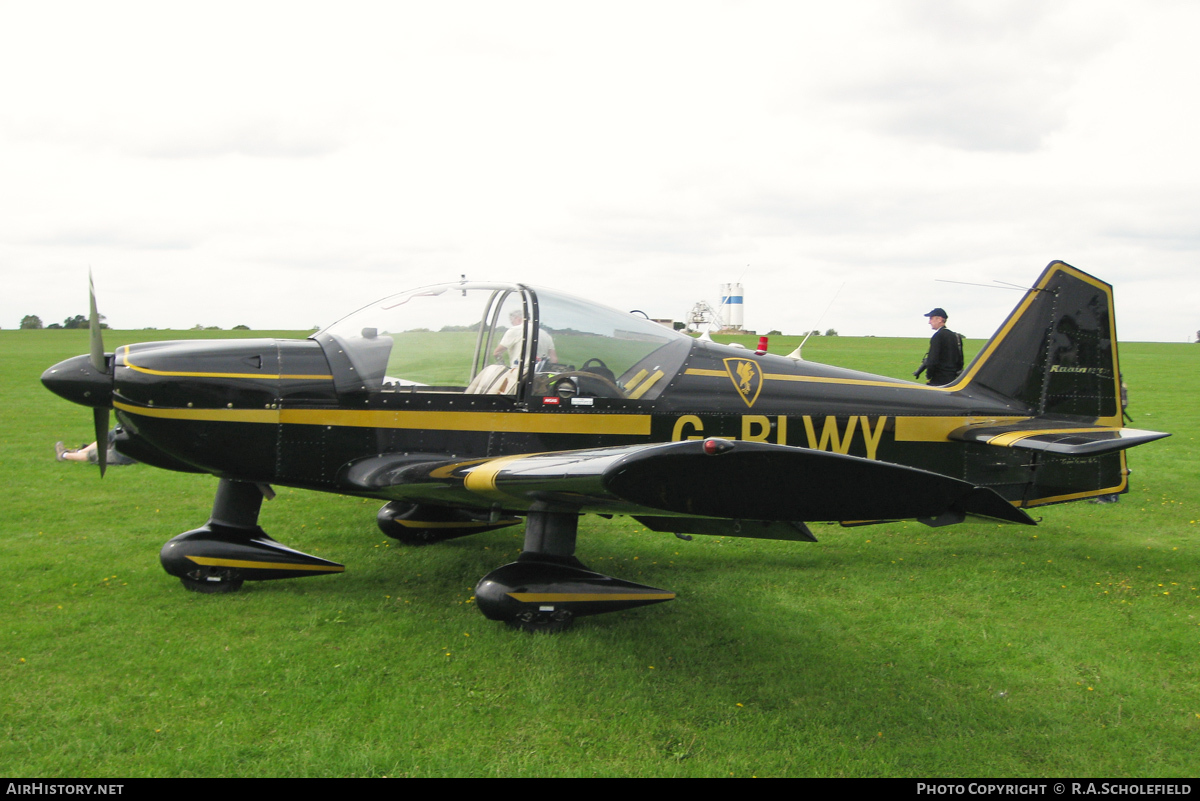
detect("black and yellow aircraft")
(43, 261), (1168, 631)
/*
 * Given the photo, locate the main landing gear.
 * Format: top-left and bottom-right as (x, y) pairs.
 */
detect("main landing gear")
(161, 486), (671, 633)
(474, 505), (675, 633)
(159, 479), (344, 593)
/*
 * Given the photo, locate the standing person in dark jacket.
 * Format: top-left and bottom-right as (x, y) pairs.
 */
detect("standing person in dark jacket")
(914, 307), (962, 386)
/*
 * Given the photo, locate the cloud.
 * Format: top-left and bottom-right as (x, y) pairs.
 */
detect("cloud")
(900, 0), (1053, 42)
(0, 2), (1194, 342)
(24, 224), (198, 252)
(821, 0), (1124, 152)
(4, 116), (342, 160)
(839, 71), (1068, 153)
(552, 211), (741, 257)
(132, 120), (342, 160)
(1099, 194), (1200, 254)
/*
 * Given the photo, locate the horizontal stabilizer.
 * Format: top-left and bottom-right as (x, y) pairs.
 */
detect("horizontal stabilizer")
(951, 421), (1169, 455)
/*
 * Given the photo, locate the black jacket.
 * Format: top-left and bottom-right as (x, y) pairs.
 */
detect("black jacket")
(925, 327), (962, 385)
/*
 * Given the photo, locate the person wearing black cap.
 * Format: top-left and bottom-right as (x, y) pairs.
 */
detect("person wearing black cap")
(914, 307), (963, 386)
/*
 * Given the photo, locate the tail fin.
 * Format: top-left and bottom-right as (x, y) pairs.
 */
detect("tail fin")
(952, 261), (1168, 507)
(959, 261), (1121, 424)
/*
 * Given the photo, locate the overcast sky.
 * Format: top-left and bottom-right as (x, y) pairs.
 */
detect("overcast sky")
(3, 0), (1197, 342)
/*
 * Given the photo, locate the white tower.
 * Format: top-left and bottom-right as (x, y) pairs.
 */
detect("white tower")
(721, 283), (744, 330)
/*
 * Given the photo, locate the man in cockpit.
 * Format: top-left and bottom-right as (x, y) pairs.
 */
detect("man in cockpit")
(493, 309), (557, 366)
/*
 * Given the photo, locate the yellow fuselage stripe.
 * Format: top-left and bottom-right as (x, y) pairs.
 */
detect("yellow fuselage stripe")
(116, 398), (1112, 450)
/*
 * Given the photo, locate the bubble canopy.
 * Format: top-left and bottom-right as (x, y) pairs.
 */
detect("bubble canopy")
(312, 282), (692, 401)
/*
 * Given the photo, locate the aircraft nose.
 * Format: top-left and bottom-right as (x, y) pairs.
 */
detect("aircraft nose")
(42, 353), (114, 409)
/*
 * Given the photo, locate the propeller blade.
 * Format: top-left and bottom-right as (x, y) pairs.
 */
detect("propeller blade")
(88, 269), (106, 374)
(93, 408), (110, 477)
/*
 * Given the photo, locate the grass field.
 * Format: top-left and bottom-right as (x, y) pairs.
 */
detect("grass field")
(2, 329), (1196, 777)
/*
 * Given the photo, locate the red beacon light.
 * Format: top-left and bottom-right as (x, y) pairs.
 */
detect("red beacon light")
(756, 336), (768, 355)
(702, 438), (734, 456)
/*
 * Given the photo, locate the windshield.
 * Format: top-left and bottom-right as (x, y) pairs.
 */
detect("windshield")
(314, 282), (691, 401)
(532, 288), (692, 401)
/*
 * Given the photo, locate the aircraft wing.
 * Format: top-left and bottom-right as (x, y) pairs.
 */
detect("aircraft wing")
(340, 440), (1034, 526)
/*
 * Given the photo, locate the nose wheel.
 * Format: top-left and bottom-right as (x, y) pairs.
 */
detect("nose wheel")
(161, 480), (344, 592)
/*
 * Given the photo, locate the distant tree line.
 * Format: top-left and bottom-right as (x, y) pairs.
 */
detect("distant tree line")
(19, 314), (252, 330)
(20, 314), (108, 330)
(763, 328), (839, 337)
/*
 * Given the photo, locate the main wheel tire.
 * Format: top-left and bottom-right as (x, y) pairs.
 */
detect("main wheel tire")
(180, 566), (244, 594)
(378, 502), (456, 545)
(505, 609), (575, 634)
(390, 528), (462, 545)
